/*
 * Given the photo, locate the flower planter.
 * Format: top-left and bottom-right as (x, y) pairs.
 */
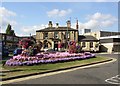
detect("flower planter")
(5, 52), (95, 66)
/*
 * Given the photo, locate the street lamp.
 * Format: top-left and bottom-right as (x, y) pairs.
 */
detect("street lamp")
(30, 33), (31, 40)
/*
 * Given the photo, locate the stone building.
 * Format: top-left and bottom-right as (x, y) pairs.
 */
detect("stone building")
(0, 33), (36, 53)
(78, 35), (99, 52)
(36, 21), (78, 51)
(0, 33), (19, 52)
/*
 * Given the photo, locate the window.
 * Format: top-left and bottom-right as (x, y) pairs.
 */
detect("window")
(65, 31), (70, 39)
(54, 32), (58, 39)
(90, 42), (93, 48)
(65, 31), (67, 39)
(82, 42), (85, 47)
(74, 31), (76, 40)
(44, 43), (48, 48)
(67, 32), (70, 39)
(44, 40), (48, 48)
(95, 42), (99, 48)
(44, 32), (48, 39)
(14, 37), (19, 42)
(6, 36), (13, 41)
(94, 34), (97, 38)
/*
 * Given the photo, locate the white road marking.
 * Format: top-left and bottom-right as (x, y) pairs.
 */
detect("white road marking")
(105, 75), (120, 84)
(1, 58), (117, 84)
(116, 75), (120, 79)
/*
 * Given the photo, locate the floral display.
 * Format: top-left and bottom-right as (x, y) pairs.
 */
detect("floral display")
(19, 38), (34, 49)
(76, 45), (82, 53)
(68, 41), (76, 53)
(5, 52), (95, 66)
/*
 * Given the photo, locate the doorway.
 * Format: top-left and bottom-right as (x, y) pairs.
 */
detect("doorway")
(54, 41), (58, 51)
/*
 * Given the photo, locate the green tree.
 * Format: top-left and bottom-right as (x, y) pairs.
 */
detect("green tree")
(10, 30), (15, 36)
(6, 24), (15, 36)
(6, 24), (11, 35)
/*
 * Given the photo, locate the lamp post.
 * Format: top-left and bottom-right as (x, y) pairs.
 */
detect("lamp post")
(30, 33), (31, 40)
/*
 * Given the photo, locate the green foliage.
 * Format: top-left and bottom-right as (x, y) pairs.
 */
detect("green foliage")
(28, 46), (34, 56)
(76, 45), (82, 53)
(10, 30), (15, 36)
(6, 24), (15, 36)
(6, 24), (11, 35)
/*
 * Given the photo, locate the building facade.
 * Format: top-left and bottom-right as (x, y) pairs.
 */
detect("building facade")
(78, 35), (99, 52)
(79, 29), (91, 35)
(83, 31), (120, 53)
(0, 33), (36, 53)
(0, 33), (19, 52)
(100, 35), (120, 53)
(36, 21), (78, 51)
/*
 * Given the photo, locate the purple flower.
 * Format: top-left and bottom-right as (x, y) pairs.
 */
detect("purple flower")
(5, 51), (95, 66)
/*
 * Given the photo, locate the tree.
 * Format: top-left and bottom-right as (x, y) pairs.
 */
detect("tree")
(6, 24), (15, 36)
(10, 30), (15, 36)
(6, 24), (11, 35)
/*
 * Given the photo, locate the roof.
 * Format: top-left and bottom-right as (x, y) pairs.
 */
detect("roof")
(100, 31), (120, 33)
(78, 35), (99, 41)
(36, 27), (78, 32)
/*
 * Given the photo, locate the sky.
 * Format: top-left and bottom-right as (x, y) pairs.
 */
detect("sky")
(0, 1), (119, 36)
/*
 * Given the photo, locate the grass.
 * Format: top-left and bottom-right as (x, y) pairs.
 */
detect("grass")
(1, 56), (111, 80)
(0, 54), (13, 65)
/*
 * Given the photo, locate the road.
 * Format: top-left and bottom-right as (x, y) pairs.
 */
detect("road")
(11, 54), (119, 84)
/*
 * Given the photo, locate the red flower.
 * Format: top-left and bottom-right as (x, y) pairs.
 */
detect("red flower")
(19, 38), (34, 49)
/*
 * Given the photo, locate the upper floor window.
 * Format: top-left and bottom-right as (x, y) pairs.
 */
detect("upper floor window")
(54, 32), (58, 39)
(65, 31), (70, 39)
(94, 34), (97, 38)
(61, 32), (65, 39)
(43, 32), (48, 39)
(67, 31), (70, 39)
(6, 36), (13, 41)
(74, 31), (76, 40)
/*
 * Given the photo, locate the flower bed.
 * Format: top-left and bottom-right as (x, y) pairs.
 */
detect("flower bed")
(5, 52), (95, 66)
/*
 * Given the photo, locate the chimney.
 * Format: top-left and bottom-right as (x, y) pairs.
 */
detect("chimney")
(66, 20), (71, 28)
(48, 21), (53, 27)
(76, 19), (79, 30)
(56, 23), (59, 28)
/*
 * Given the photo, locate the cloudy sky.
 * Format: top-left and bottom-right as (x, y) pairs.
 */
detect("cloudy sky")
(0, 0), (118, 36)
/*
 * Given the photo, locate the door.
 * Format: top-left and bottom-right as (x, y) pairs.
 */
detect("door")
(54, 41), (58, 51)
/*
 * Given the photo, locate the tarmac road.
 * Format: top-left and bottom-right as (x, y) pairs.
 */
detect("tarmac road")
(10, 54), (119, 84)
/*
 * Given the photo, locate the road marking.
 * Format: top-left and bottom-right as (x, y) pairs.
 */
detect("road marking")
(116, 75), (120, 79)
(105, 75), (120, 84)
(1, 58), (117, 84)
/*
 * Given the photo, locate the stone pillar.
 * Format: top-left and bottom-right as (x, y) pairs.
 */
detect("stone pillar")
(52, 41), (54, 50)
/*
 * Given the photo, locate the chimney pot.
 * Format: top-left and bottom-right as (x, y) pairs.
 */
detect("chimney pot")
(48, 21), (53, 27)
(66, 20), (71, 28)
(56, 23), (59, 28)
